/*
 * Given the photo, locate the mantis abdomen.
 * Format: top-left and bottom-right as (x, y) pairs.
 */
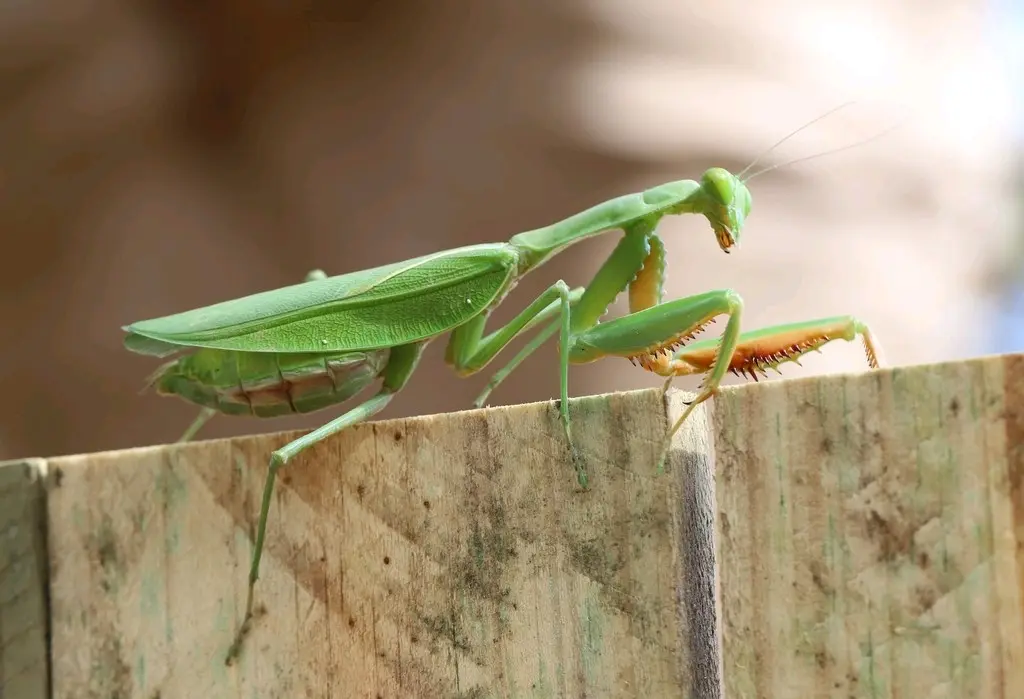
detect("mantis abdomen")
(149, 347), (391, 418)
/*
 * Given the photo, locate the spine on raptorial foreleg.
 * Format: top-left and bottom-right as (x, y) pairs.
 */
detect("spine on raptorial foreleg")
(147, 348), (391, 418)
(643, 316), (882, 379)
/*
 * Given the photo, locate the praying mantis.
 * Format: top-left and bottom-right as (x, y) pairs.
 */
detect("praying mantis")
(123, 111), (885, 665)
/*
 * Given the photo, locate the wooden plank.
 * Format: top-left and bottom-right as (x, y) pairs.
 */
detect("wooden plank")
(0, 458), (51, 699)
(713, 353), (1024, 698)
(46, 388), (721, 698)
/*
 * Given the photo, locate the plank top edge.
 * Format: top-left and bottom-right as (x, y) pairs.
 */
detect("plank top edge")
(8, 351), (1020, 466)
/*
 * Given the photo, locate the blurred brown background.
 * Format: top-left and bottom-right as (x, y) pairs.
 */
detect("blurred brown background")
(0, 1), (1014, 460)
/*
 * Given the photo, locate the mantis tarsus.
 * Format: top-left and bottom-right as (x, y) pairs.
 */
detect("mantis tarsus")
(124, 117), (884, 664)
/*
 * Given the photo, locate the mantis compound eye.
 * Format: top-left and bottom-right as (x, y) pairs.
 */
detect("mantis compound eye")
(700, 167), (735, 203)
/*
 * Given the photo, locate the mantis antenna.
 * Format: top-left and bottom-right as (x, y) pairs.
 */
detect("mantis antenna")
(736, 101), (857, 179)
(743, 120), (902, 182)
(736, 101), (903, 183)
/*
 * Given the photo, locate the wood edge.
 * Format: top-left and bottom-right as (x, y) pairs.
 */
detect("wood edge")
(0, 458), (51, 699)
(43, 353), (1024, 467)
(664, 389), (723, 699)
(44, 387), (686, 464)
(710, 351), (1024, 402)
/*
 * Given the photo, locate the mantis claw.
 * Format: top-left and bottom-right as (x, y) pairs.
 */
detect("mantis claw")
(572, 448), (589, 489)
(550, 398), (588, 488)
(224, 618), (252, 666)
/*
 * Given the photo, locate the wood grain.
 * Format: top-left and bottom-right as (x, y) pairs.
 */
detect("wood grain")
(713, 354), (1024, 698)
(45, 388), (720, 698)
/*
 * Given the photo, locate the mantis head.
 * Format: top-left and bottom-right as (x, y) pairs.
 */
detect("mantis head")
(699, 167), (751, 253)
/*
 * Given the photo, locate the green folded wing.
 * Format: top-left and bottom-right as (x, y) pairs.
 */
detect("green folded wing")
(124, 244), (519, 354)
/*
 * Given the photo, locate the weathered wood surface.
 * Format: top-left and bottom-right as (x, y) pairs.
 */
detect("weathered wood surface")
(13, 352), (1024, 698)
(45, 389), (719, 698)
(713, 354), (1024, 698)
(0, 459), (50, 699)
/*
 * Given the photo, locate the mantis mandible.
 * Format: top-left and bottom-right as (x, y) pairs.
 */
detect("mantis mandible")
(123, 109), (885, 664)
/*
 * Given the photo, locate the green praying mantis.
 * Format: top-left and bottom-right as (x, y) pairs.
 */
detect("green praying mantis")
(123, 110), (885, 664)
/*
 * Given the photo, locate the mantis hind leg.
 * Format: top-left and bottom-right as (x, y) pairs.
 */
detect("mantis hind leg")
(470, 286), (586, 409)
(446, 280), (585, 483)
(472, 320), (561, 410)
(224, 341), (427, 666)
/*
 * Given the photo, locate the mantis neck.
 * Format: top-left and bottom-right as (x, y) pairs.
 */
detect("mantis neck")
(509, 178), (706, 274)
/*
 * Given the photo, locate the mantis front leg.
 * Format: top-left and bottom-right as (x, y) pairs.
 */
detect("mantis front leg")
(579, 236), (883, 463)
(446, 280), (585, 480)
(473, 230), (882, 471)
(651, 314), (883, 398)
(568, 305), (884, 469)
(567, 288), (745, 467)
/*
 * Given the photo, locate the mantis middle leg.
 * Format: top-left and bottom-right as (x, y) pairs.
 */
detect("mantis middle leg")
(450, 222), (739, 477)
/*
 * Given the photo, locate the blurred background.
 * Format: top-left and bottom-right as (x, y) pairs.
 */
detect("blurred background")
(0, 0), (1019, 460)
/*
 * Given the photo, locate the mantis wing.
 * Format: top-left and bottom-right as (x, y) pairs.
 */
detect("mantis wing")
(124, 244), (518, 355)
